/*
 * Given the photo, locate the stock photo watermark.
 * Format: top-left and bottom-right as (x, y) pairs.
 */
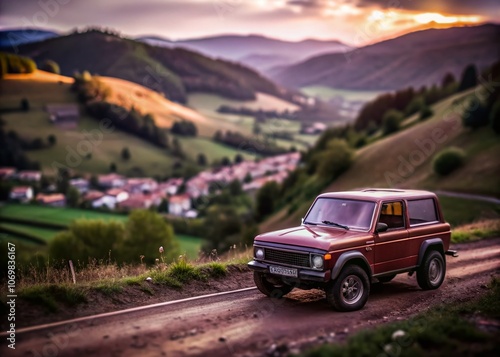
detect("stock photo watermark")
(6, 243), (17, 350)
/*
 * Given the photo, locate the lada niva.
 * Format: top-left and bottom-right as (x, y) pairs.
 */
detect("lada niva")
(248, 189), (457, 311)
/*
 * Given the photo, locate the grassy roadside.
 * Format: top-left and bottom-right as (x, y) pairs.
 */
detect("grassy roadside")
(1, 254), (251, 313)
(300, 277), (500, 357)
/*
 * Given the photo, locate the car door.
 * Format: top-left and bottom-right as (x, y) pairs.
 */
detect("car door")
(373, 201), (410, 274)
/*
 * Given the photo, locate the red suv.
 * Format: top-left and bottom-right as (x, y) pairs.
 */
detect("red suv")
(248, 189), (456, 311)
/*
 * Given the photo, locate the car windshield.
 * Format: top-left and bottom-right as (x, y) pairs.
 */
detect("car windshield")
(303, 198), (376, 231)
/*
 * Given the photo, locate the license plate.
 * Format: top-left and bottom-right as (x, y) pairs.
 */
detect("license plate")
(269, 266), (298, 277)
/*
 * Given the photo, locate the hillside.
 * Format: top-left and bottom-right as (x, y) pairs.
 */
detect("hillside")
(14, 30), (296, 104)
(0, 71), (256, 176)
(138, 34), (353, 73)
(261, 88), (500, 232)
(271, 24), (500, 91)
(0, 28), (59, 49)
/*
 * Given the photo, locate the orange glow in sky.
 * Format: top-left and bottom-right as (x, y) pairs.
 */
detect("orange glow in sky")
(414, 12), (482, 24)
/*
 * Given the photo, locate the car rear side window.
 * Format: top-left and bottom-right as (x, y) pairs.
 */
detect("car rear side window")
(408, 199), (438, 226)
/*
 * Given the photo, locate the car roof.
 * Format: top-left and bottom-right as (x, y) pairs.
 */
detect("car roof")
(317, 188), (437, 201)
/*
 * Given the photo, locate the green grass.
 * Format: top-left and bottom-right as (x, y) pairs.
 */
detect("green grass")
(451, 219), (500, 243)
(0, 222), (61, 241)
(438, 196), (500, 227)
(0, 204), (128, 226)
(301, 278), (500, 357)
(20, 284), (87, 312)
(300, 86), (382, 102)
(0, 205), (204, 259)
(176, 136), (256, 162)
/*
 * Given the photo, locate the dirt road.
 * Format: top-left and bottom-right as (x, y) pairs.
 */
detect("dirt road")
(10, 238), (500, 357)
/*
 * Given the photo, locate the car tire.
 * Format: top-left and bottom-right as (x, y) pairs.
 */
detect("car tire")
(417, 250), (446, 290)
(377, 274), (396, 283)
(253, 272), (294, 298)
(326, 265), (370, 312)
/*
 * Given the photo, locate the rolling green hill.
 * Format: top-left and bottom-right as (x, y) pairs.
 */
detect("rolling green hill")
(261, 88), (500, 232)
(0, 71), (258, 176)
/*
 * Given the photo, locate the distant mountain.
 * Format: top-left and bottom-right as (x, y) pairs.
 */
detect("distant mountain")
(137, 34), (353, 73)
(0, 28), (59, 50)
(270, 24), (500, 91)
(13, 30), (296, 104)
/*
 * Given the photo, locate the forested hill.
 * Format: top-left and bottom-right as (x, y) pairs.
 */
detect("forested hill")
(14, 30), (297, 104)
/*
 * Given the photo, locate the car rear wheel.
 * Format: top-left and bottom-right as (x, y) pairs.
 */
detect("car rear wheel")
(417, 250), (445, 290)
(253, 272), (294, 298)
(326, 265), (370, 312)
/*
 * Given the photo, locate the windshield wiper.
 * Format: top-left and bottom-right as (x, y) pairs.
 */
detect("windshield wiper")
(303, 221), (317, 225)
(322, 220), (349, 230)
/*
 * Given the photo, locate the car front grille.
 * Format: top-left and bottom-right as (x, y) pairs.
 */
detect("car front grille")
(264, 248), (310, 268)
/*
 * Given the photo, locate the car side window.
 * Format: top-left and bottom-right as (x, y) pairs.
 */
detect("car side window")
(378, 201), (405, 230)
(408, 199), (439, 226)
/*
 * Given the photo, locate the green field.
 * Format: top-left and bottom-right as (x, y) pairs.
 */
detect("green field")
(0, 204), (204, 259)
(438, 196), (500, 227)
(176, 136), (257, 162)
(300, 85), (383, 102)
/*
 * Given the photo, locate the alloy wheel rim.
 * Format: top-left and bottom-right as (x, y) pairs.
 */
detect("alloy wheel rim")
(341, 275), (363, 305)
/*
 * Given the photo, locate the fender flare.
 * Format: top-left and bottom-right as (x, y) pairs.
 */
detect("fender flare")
(417, 238), (444, 267)
(331, 251), (372, 281)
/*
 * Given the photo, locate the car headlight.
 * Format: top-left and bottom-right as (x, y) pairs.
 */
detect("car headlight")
(311, 255), (324, 269)
(255, 248), (265, 260)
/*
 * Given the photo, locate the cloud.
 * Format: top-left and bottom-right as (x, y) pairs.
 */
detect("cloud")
(354, 0), (500, 16)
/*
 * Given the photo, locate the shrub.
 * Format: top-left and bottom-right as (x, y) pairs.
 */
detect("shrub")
(462, 100), (489, 129)
(382, 109), (403, 135)
(41, 60), (60, 74)
(419, 106), (433, 121)
(432, 147), (465, 176)
(490, 100), (500, 134)
(315, 139), (353, 180)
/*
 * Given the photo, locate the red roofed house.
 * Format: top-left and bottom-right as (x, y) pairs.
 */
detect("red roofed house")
(9, 186), (33, 203)
(91, 189), (129, 210)
(36, 193), (66, 207)
(17, 170), (42, 182)
(168, 194), (191, 216)
(0, 167), (16, 179)
(97, 173), (126, 189)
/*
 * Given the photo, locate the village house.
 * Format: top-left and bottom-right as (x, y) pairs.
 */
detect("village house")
(9, 186), (33, 203)
(17, 170), (42, 182)
(124, 178), (158, 194)
(0, 167), (16, 179)
(118, 192), (163, 211)
(69, 178), (90, 194)
(36, 193), (66, 207)
(46, 103), (80, 129)
(91, 188), (129, 210)
(158, 178), (183, 196)
(83, 190), (105, 205)
(168, 194), (191, 216)
(97, 173), (126, 189)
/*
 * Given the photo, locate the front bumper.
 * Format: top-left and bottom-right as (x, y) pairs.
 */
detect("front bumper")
(248, 260), (330, 283)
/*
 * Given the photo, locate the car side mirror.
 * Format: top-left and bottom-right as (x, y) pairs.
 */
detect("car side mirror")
(376, 222), (388, 233)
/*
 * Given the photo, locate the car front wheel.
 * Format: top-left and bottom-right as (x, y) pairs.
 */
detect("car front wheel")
(253, 272), (294, 298)
(326, 265), (370, 312)
(417, 250), (445, 290)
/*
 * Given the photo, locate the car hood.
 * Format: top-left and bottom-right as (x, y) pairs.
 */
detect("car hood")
(254, 225), (372, 251)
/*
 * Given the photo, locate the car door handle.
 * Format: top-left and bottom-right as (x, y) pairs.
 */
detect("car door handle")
(366, 241), (374, 244)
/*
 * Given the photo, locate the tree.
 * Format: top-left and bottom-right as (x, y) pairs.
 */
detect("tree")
(490, 100), (500, 135)
(197, 153), (207, 166)
(228, 179), (243, 196)
(20, 98), (29, 111)
(122, 210), (179, 264)
(234, 154), (244, 164)
(66, 186), (80, 208)
(458, 64), (477, 92)
(441, 72), (456, 88)
(405, 96), (424, 116)
(382, 109), (403, 136)
(203, 205), (242, 251)
(315, 139), (353, 180)
(221, 157), (231, 166)
(56, 168), (70, 194)
(49, 219), (125, 263)
(462, 100), (489, 129)
(172, 138), (184, 158)
(121, 147), (131, 161)
(255, 181), (280, 220)
(110, 162), (117, 172)
(41, 59), (60, 74)
(47, 134), (57, 146)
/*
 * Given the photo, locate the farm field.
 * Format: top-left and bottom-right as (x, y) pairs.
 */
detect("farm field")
(300, 85), (383, 102)
(0, 204), (205, 259)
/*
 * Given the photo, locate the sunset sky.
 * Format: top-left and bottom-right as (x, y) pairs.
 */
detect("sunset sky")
(1, 0), (498, 45)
